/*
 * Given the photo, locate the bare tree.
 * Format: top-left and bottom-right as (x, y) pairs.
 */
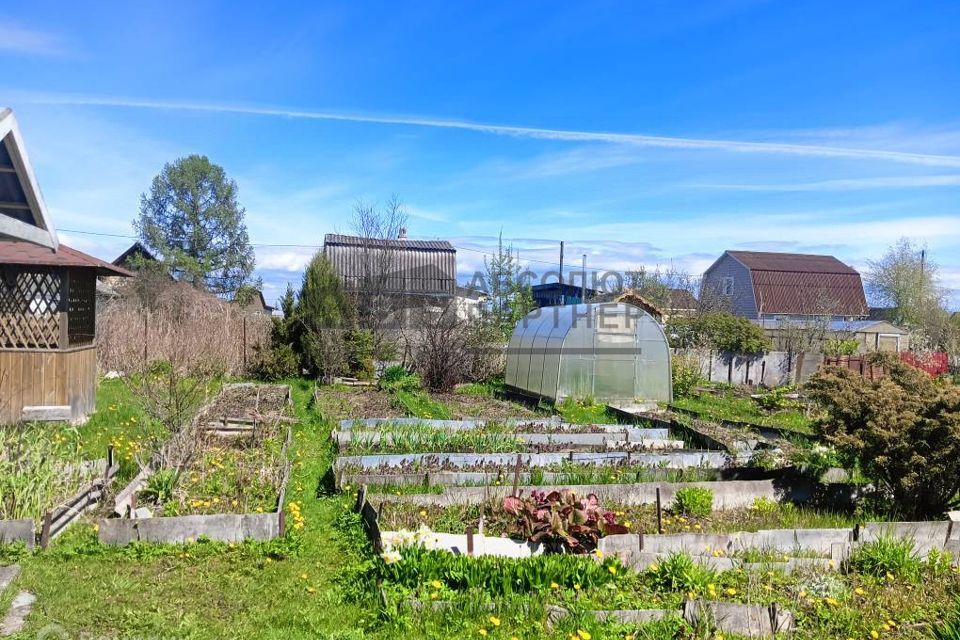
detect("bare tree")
(405, 303), (503, 391)
(348, 195), (409, 358)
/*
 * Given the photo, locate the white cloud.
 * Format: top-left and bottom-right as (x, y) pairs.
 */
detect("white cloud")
(0, 24), (67, 56)
(691, 175), (960, 192)
(254, 246), (317, 272)
(19, 92), (960, 167)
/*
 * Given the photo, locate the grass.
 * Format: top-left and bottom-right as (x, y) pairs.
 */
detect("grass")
(555, 397), (623, 424)
(672, 389), (814, 434)
(10, 378), (376, 639)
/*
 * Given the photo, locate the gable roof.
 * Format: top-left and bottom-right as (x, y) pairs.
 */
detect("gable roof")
(112, 241), (157, 267)
(714, 250), (867, 317)
(0, 239), (133, 276)
(726, 250), (859, 274)
(324, 233), (454, 252)
(0, 108), (58, 249)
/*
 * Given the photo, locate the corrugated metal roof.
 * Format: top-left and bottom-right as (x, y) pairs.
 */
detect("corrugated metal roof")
(750, 269), (867, 316)
(0, 240), (133, 276)
(324, 233), (455, 252)
(727, 250), (858, 274)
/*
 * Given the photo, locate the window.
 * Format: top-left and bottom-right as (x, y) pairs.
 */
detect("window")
(721, 276), (734, 296)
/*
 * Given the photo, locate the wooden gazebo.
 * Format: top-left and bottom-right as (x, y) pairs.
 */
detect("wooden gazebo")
(0, 108), (131, 423)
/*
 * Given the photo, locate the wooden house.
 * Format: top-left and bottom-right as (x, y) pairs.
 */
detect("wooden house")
(0, 108), (131, 424)
(322, 232), (457, 300)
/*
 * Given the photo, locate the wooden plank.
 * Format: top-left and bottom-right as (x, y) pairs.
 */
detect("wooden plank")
(21, 405), (72, 421)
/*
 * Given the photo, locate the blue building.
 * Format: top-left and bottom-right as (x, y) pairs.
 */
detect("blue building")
(531, 282), (599, 308)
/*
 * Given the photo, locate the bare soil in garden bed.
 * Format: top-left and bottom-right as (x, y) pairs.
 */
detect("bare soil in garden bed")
(200, 383), (291, 422)
(315, 387), (405, 420)
(433, 392), (539, 420)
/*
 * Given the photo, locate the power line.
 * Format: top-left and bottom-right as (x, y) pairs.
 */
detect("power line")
(58, 227), (653, 275)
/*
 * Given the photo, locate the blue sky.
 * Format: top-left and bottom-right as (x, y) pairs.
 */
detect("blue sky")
(2, 0), (959, 308)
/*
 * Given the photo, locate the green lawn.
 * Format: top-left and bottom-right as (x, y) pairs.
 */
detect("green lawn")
(672, 390), (814, 434)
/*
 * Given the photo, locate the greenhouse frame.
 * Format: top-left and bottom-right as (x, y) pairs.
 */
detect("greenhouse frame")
(505, 302), (672, 408)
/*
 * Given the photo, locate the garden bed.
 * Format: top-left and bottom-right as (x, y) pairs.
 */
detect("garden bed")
(0, 422), (121, 547)
(100, 384), (294, 545)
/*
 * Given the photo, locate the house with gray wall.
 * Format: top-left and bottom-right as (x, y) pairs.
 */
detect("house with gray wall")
(701, 250), (869, 321)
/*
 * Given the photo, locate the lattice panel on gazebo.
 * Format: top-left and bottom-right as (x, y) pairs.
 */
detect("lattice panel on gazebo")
(0, 268), (61, 349)
(68, 270), (96, 346)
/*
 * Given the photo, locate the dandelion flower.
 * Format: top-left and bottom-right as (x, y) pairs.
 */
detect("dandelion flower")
(489, 616), (501, 627)
(551, 582), (560, 590)
(431, 579), (443, 589)
(608, 566), (617, 575)
(726, 588), (737, 596)
(478, 629), (488, 637)
(871, 631), (879, 639)
(577, 630), (591, 640)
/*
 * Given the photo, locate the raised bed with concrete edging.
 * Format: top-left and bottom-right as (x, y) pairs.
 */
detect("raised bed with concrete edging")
(333, 430), (679, 450)
(0, 521), (34, 550)
(99, 513), (281, 545)
(369, 478), (811, 510)
(334, 450), (736, 472)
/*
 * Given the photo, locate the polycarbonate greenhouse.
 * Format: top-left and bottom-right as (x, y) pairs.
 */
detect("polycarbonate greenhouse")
(505, 302), (672, 407)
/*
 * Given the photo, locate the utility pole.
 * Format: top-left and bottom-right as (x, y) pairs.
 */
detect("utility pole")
(581, 254), (587, 304)
(559, 241), (565, 306)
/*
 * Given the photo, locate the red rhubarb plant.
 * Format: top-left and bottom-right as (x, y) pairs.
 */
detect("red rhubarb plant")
(501, 489), (628, 553)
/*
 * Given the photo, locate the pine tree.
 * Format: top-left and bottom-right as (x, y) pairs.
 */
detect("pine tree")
(135, 155), (255, 296)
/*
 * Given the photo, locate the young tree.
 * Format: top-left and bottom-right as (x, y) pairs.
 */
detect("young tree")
(484, 233), (534, 337)
(135, 155), (255, 297)
(297, 253), (354, 382)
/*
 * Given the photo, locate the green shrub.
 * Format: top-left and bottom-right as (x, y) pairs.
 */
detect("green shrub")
(788, 444), (844, 480)
(672, 487), (713, 517)
(667, 312), (771, 354)
(808, 353), (960, 517)
(847, 536), (922, 582)
(249, 342), (299, 381)
(671, 354), (702, 397)
(379, 365), (421, 392)
(753, 385), (802, 411)
(823, 338), (860, 357)
(750, 496), (780, 516)
(346, 329), (375, 380)
(140, 469), (179, 505)
(647, 552), (716, 593)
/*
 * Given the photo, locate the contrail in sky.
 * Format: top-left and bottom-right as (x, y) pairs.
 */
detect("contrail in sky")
(18, 92), (960, 168)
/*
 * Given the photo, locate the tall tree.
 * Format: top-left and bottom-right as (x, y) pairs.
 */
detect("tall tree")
(867, 238), (952, 349)
(135, 155), (255, 296)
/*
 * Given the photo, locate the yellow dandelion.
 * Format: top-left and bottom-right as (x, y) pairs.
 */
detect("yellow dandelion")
(489, 616), (501, 627)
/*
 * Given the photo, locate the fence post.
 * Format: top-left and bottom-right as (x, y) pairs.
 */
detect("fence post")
(40, 511), (52, 549)
(242, 316), (247, 373)
(511, 454), (522, 497)
(466, 526), (475, 556)
(142, 312), (148, 365)
(655, 487), (663, 534)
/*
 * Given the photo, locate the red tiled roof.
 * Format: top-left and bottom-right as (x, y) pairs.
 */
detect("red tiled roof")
(725, 251), (866, 316)
(0, 240), (134, 276)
